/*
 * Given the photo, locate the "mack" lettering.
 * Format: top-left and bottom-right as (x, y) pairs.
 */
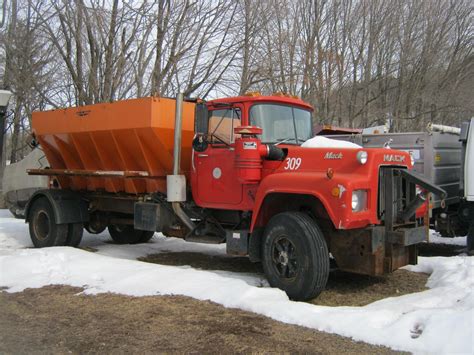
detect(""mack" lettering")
(324, 152), (343, 159)
(383, 154), (405, 162)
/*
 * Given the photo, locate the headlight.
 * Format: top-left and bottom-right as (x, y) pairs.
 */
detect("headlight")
(352, 190), (367, 212)
(410, 152), (415, 166)
(351, 193), (359, 210)
(356, 151), (368, 164)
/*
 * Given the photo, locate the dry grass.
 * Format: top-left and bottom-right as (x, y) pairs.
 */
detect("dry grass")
(0, 286), (403, 354)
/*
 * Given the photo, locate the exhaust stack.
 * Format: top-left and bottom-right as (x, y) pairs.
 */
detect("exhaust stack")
(167, 92), (195, 231)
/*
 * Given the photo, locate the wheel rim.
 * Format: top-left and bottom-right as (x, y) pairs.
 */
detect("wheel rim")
(271, 236), (298, 279)
(34, 210), (50, 241)
(113, 224), (125, 233)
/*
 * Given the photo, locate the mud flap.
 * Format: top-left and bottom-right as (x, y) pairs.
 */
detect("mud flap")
(226, 230), (249, 256)
(134, 202), (177, 232)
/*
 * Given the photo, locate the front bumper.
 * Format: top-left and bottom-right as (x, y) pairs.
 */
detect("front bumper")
(330, 167), (445, 276)
(330, 225), (426, 276)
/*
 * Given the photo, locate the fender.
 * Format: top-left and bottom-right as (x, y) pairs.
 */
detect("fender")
(25, 189), (89, 224)
(250, 172), (358, 231)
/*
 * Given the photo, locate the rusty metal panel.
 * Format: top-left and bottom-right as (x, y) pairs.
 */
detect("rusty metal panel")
(329, 226), (417, 276)
(387, 227), (426, 246)
(329, 228), (385, 276)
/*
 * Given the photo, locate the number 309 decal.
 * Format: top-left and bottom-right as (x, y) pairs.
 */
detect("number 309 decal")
(284, 157), (302, 170)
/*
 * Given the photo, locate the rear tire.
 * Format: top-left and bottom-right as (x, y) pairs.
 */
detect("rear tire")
(66, 223), (83, 247)
(85, 223), (106, 234)
(262, 212), (329, 301)
(28, 197), (68, 248)
(108, 224), (154, 244)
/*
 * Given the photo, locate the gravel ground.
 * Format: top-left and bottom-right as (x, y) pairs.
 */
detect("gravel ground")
(2, 242), (453, 353)
(0, 286), (404, 354)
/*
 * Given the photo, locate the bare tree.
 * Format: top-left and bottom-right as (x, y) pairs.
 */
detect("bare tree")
(0, 0), (472, 147)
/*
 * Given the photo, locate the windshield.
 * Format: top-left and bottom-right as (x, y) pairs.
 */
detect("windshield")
(249, 104), (312, 144)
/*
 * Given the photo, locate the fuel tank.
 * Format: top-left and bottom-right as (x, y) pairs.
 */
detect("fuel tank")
(32, 97), (195, 194)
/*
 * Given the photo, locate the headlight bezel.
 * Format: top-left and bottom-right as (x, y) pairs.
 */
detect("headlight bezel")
(356, 150), (368, 165)
(351, 189), (368, 212)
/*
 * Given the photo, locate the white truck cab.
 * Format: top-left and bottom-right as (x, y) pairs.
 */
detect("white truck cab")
(462, 118), (474, 201)
(460, 118), (474, 251)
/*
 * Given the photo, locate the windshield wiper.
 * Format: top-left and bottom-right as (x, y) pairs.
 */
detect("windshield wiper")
(275, 138), (299, 146)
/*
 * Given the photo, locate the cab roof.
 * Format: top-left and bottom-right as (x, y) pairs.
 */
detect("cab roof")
(208, 94), (313, 111)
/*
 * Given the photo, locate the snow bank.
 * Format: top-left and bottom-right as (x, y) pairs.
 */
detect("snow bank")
(0, 210), (472, 353)
(428, 229), (467, 246)
(302, 136), (362, 149)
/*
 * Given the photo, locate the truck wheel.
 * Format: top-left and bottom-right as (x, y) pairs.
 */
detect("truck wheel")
(262, 212), (329, 301)
(66, 223), (83, 247)
(467, 223), (474, 253)
(137, 231), (155, 243)
(28, 197), (68, 248)
(108, 224), (154, 244)
(84, 223), (106, 234)
(84, 213), (107, 234)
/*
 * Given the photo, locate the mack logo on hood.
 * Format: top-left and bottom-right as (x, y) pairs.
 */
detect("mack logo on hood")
(324, 152), (343, 159)
(383, 154), (405, 162)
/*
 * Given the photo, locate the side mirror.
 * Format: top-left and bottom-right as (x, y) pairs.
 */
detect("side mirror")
(195, 102), (208, 134)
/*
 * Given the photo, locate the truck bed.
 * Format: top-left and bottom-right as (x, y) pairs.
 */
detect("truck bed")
(32, 97), (195, 194)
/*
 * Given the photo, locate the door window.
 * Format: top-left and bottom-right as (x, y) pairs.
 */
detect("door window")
(208, 108), (241, 145)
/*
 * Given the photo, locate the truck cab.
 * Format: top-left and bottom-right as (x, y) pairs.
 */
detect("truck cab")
(187, 93), (446, 299)
(191, 93), (313, 210)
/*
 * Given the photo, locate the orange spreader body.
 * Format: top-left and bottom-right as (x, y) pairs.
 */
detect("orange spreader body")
(32, 97), (195, 194)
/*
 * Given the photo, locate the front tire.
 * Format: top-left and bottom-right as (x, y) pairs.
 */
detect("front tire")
(262, 212), (329, 301)
(108, 224), (154, 244)
(28, 197), (68, 248)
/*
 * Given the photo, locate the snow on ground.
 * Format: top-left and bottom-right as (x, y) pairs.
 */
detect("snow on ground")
(0, 210), (472, 353)
(428, 229), (467, 246)
(301, 136), (362, 149)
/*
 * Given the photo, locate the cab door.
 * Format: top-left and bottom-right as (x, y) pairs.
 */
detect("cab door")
(193, 107), (243, 206)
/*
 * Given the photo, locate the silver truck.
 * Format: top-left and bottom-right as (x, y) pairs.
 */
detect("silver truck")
(2, 149), (48, 218)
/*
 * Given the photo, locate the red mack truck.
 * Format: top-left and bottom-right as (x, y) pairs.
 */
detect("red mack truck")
(25, 93), (445, 300)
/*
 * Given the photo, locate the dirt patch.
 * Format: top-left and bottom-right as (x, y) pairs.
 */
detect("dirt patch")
(312, 269), (428, 306)
(140, 251), (429, 306)
(139, 251), (263, 274)
(79, 246), (98, 253)
(0, 286), (403, 354)
(418, 242), (465, 257)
